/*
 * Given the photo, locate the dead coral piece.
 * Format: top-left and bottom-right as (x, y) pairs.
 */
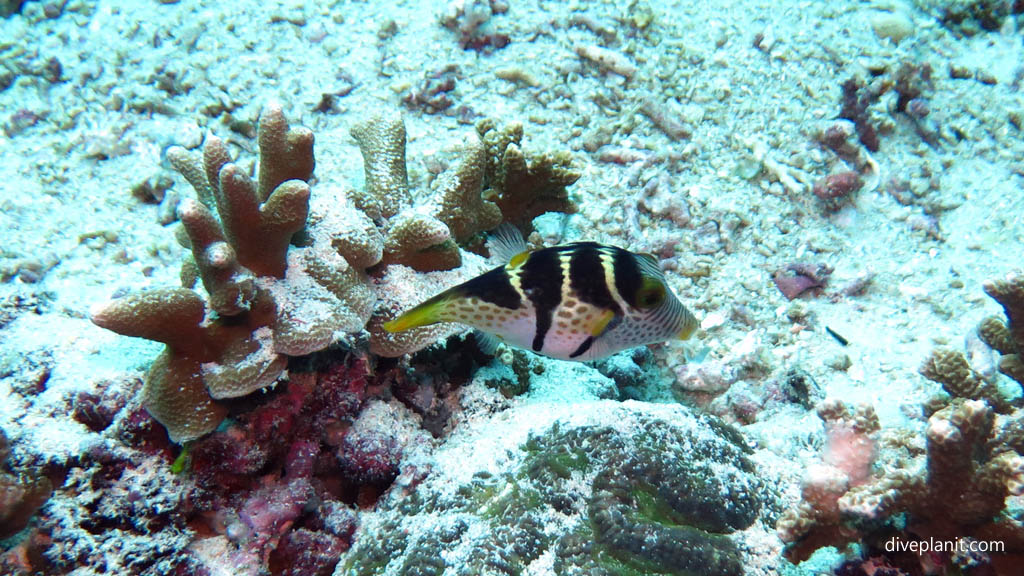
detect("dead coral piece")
(574, 44), (636, 78)
(639, 99), (691, 140)
(839, 77), (881, 152)
(0, 428), (52, 539)
(439, 0), (510, 52)
(772, 263), (832, 300)
(402, 66), (459, 114)
(812, 171), (864, 211)
(477, 118), (580, 234)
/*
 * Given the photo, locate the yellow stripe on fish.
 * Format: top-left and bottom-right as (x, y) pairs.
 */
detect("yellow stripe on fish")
(383, 241), (698, 361)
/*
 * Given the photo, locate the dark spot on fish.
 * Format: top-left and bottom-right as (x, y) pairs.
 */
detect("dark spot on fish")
(519, 248), (563, 351)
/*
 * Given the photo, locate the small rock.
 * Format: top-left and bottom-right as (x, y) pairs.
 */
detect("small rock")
(870, 11), (914, 44)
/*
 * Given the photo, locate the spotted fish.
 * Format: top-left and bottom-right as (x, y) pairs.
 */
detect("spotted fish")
(383, 229), (699, 361)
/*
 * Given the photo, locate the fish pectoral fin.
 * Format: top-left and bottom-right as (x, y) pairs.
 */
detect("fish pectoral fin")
(474, 330), (502, 355)
(509, 250), (530, 268)
(383, 296), (450, 333)
(588, 309), (619, 337)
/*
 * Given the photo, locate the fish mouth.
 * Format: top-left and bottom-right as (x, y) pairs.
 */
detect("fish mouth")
(677, 319), (698, 340)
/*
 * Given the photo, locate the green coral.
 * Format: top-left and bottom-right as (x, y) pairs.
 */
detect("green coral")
(338, 407), (766, 576)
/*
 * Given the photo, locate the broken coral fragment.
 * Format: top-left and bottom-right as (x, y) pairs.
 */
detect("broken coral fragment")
(0, 429), (52, 539)
(772, 263), (832, 300)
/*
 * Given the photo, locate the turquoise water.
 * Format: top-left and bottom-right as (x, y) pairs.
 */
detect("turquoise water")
(1, 1), (1023, 574)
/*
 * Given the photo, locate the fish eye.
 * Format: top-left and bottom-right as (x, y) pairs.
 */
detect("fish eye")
(636, 278), (665, 309)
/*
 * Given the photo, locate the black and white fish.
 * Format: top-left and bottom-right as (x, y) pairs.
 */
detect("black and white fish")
(384, 227), (698, 361)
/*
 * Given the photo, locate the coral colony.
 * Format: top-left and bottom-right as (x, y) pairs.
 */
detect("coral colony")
(2, 2), (1024, 576)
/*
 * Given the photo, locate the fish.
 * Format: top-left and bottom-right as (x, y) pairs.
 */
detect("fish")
(383, 227), (699, 361)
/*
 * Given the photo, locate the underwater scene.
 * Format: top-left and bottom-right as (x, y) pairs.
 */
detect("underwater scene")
(1, 0), (1024, 575)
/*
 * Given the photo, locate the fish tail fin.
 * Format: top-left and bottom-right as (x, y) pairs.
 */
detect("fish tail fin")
(383, 294), (453, 333)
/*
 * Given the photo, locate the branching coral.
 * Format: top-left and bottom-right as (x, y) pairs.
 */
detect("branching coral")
(779, 274), (1024, 569)
(776, 400), (879, 562)
(92, 105), (374, 442)
(476, 118), (580, 234)
(779, 397), (1024, 564)
(92, 103), (583, 439)
(979, 271), (1024, 388)
(917, 270), (1024, 412)
(435, 133), (501, 244)
(349, 109), (462, 273)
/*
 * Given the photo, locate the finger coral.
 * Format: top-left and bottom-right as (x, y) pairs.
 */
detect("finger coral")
(776, 400), (880, 561)
(350, 110), (462, 272)
(92, 105), (374, 442)
(93, 102), (583, 440)
(980, 271), (1024, 389)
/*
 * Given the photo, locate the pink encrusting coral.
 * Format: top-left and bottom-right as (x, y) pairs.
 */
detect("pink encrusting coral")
(175, 357), (426, 575)
(776, 399), (879, 561)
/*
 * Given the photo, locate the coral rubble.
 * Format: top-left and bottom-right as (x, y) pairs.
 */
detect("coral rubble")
(0, 428), (51, 540)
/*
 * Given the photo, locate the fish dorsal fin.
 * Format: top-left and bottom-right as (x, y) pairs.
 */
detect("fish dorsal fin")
(487, 223), (528, 264)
